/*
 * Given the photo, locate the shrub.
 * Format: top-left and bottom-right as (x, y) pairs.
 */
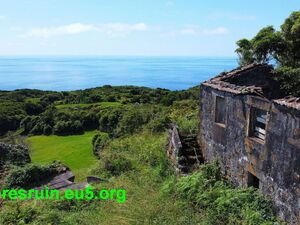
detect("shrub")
(170, 100), (199, 135)
(0, 143), (31, 169)
(4, 161), (66, 189)
(92, 132), (110, 156)
(275, 66), (300, 97)
(146, 115), (171, 133)
(163, 162), (279, 225)
(115, 106), (155, 136)
(34, 211), (64, 225)
(98, 107), (124, 135)
(160, 93), (177, 106)
(175, 117), (198, 135)
(24, 102), (44, 115)
(43, 124), (53, 135)
(82, 112), (99, 130)
(0, 102), (26, 135)
(105, 95), (117, 102)
(102, 153), (133, 176)
(53, 120), (83, 135)
(20, 116), (38, 134)
(29, 122), (45, 135)
(41, 93), (63, 103)
(0, 202), (38, 225)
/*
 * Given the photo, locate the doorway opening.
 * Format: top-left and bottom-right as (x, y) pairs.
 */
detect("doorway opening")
(247, 172), (260, 189)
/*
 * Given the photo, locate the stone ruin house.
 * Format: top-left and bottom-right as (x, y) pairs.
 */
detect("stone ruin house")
(199, 64), (300, 224)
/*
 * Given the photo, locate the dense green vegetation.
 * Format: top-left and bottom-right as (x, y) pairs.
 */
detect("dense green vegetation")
(0, 82), (283, 224)
(0, 131), (280, 225)
(92, 132), (110, 156)
(163, 162), (279, 225)
(0, 84), (282, 224)
(0, 86), (198, 136)
(236, 11), (300, 96)
(2, 11), (295, 221)
(0, 143), (30, 170)
(3, 162), (66, 189)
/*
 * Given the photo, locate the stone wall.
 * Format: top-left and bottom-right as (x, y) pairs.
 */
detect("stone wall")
(166, 125), (182, 166)
(199, 84), (300, 225)
(166, 125), (203, 174)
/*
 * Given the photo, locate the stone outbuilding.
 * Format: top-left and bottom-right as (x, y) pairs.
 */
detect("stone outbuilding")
(199, 64), (300, 225)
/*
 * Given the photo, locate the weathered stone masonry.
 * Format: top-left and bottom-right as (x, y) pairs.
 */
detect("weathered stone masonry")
(166, 125), (203, 174)
(199, 64), (300, 225)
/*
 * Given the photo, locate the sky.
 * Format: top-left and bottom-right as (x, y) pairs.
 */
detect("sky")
(0, 0), (299, 56)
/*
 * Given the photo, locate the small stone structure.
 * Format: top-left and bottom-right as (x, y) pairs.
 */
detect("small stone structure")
(87, 176), (108, 184)
(167, 125), (203, 174)
(199, 64), (300, 225)
(35, 170), (88, 190)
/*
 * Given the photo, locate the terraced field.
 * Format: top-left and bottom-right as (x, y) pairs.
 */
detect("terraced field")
(26, 131), (98, 181)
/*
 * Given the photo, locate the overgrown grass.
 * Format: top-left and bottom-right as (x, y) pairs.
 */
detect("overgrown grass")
(163, 162), (282, 225)
(2, 131), (282, 225)
(26, 131), (98, 181)
(170, 99), (199, 135)
(1, 131), (203, 225)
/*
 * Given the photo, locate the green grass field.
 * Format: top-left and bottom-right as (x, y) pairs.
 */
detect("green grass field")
(26, 131), (98, 181)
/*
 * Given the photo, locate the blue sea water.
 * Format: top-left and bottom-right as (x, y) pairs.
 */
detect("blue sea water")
(0, 56), (238, 91)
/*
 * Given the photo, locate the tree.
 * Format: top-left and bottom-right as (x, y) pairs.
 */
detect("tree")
(235, 11), (300, 97)
(280, 11), (300, 67)
(251, 26), (284, 64)
(99, 107), (123, 135)
(235, 11), (300, 67)
(24, 102), (44, 115)
(236, 39), (255, 66)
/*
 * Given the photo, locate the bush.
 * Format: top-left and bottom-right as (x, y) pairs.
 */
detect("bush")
(175, 117), (198, 135)
(24, 102), (44, 115)
(146, 115), (171, 133)
(163, 162), (279, 225)
(98, 107), (124, 135)
(102, 153), (133, 176)
(115, 106), (157, 136)
(0, 102), (26, 135)
(92, 132), (110, 156)
(0, 202), (38, 225)
(170, 100), (199, 135)
(41, 93), (63, 103)
(53, 120), (83, 135)
(0, 143), (31, 169)
(4, 161), (66, 189)
(275, 66), (300, 97)
(43, 124), (53, 135)
(105, 95), (117, 102)
(29, 122), (45, 135)
(82, 112), (99, 130)
(20, 116), (38, 134)
(22, 107), (56, 135)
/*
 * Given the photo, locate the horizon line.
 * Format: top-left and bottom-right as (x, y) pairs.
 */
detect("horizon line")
(0, 54), (237, 58)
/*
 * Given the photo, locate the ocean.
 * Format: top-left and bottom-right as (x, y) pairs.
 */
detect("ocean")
(0, 56), (238, 91)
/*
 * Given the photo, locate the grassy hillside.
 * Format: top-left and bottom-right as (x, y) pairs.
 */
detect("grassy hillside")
(1, 132), (202, 225)
(26, 131), (98, 181)
(0, 86), (281, 225)
(0, 131), (280, 225)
